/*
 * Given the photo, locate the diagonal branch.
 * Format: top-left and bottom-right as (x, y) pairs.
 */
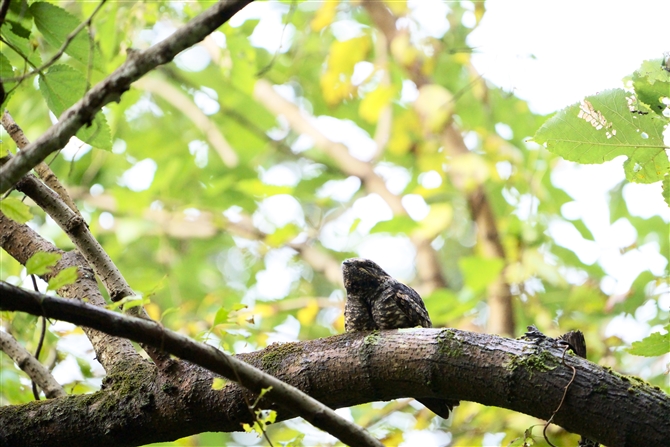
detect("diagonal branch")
(1, 111), (79, 214)
(0, 0), (253, 194)
(0, 282), (383, 447)
(0, 329), (66, 398)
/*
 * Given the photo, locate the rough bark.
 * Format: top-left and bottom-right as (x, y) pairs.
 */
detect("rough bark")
(0, 289), (666, 447)
(0, 211), (141, 370)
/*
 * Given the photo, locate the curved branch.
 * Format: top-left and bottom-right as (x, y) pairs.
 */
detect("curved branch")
(0, 0), (253, 194)
(1, 282), (667, 447)
(0, 282), (383, 447)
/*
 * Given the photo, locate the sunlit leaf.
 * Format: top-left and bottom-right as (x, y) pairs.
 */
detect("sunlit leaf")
(359, 85), (396, 123)
(26, 252), (62, 276)
(632, 59), (670, 116)
(30, 2), (104, 71)
(0, 197), (32, 223)
(459, 256), (505, 293)
(534, 89), (669, 184)
(47, 266), (79, 290)
(311, 0), (338, 31)
(370, 216), (419, 234)
(628, 327), (670, 356)
(212, 377), (226, 390)
(38, 65), (112, 149)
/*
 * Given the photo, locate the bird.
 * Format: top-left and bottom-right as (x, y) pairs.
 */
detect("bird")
(342, 257), (458, 419)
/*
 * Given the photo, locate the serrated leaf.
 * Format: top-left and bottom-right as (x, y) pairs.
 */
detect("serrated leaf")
(663, 176), (670, 207)
(30, 2), (104, 72)
(26, 252), (62, 276)
(534, 89), (669, 184)
(627, 328), (670, 356)
(211, 377), (226, 390)
(47, 266), (79, 290)
(38, 65), (111, 149)
(0, 197), (32, 223)
(1, 22), (41, 67)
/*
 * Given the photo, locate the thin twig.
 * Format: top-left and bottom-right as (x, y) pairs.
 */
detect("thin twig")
(543, 344), (577, 447)
(0, 0), (11, 28)
(29, 274), (48, 401)
(0, 0), (107, 84)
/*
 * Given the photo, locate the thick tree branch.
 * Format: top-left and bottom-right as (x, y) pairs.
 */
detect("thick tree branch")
(1, 282), (667, 447)
(0, 0), (253, 194)
(0, 329), (65, 398)
(0, 282), (383, 447)
(0, 211), (142, 370)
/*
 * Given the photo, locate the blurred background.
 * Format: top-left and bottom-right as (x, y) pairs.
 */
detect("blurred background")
(1, 1), (668, 446)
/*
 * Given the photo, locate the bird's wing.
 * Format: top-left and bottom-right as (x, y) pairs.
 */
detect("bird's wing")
(386, 281), (432, 328)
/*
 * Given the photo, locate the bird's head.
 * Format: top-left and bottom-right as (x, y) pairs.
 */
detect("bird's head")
(342, 258), (390, 293)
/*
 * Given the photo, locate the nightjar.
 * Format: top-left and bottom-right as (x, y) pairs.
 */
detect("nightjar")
(342, 257), (458, 418)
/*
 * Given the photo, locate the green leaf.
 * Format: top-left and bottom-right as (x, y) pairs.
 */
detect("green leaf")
(213, 306), (230, 326)
(123, 298), (147, 310)
(459, 256), (505, 293)
(663, 176), (670, 207)
(1, 22), (42, 67)
(225, 28), (257, 95)
(0, 51), (16, 109)
(632, 59), (670, 116)
(211, 377), (226, 390)
(47, 266), (79, 290)
(26, 252), (62, 276)
(38, 65), (112, 149)
(534, 89), (670, 184)
(369, 216), (419, 234)
(265, 224), (299, 247)
(235, 179), (292, 197)
(0, 197), (33, 223)
(30, 2), (104, 71)
(627, 327), (670, 356)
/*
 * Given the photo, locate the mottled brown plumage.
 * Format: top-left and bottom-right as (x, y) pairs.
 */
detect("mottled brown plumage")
(342, 257), (458, 418)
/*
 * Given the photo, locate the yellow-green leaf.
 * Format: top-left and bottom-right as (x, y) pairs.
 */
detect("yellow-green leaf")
(212, 377), (226, 390)
(0, 197), (33, 223)
(47, 266), (79, 290)
(359, 85), (395, 123)
(26, 252), (62, 276)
